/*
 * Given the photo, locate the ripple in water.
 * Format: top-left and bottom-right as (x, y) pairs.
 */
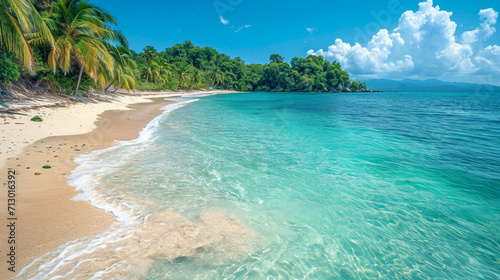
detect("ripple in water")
(19, 92), (500, 279)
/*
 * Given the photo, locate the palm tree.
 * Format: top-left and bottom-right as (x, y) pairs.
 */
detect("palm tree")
(46, 0), (122, 95)
(140, 46), (157, 82)
(177, 64), (191, 89)
(0, 0), (53, 72)
(209, 66), (224, 88)
(191, 69), (202, 90)
(30, 0), (53, 12)
(104, 45), (136, 92)
(148, 61), (162, 83)
(157, 58), (173, 77)
(140, 65), (151, 81)
(142, 59), (170, 89)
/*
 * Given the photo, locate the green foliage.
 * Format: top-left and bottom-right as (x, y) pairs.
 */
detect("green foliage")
(0, 0), (53, 72)
(0, 0), (139, 94)
(2, 0), (367, 94)
(31, 46), (92, 94)
(270, 54), (284, 63)
(30, 115), (43, 122)
(46, 0), (130, 95)
(141, 46), (158, 82)
(0, 48), (20, 85)
(41, 71), (93, 94)
(131, 40), (367, 93)
(256, 55), (366, 92)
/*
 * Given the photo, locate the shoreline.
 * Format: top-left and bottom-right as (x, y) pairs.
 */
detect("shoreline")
(0, 90), (235, 278)
(0, 90), (237, 164)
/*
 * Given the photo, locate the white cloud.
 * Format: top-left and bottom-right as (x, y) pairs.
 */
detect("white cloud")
(220, 16), (230, 25)
(306, 27), (317, 34)
(235, 24), (251, 33)
(307, 0), (500, 79)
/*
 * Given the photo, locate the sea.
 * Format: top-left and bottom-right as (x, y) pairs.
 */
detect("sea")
(18, 91), (500, 279)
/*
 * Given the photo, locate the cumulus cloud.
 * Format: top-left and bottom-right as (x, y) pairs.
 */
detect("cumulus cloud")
(220, 16), (230, 25)
(307, 0), (500, 78)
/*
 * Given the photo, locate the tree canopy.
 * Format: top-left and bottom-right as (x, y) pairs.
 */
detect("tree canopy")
(131, 41), (368, 92)
(0, 1), (368, 94)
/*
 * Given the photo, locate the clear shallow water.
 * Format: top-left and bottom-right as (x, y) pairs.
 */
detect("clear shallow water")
(19, 92), (500, 279)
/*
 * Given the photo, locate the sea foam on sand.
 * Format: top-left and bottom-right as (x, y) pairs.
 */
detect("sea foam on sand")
(17, 98), (257, 279)
(17, 209), (256, 279)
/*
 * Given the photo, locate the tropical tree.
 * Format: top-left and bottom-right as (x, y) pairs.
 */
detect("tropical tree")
(269, 54), (284, 63)
(0, 49), (20, 84)
(157, 58), (173, 78)
(177, 64), (191, 89)
(298, 74), (314, 91)
(104, 45), (136, 92)
(140, 45), (157, 82)
(30, 0), (53, 12)
(191, 68), (202, 89)
(45, 0), (126, 95)
(148, 61), (162, 83)
(209, 66), (224, 88)
(130, 39), (366, 92)
(140, 65), (150, 81)
(0, 0), (53, 72)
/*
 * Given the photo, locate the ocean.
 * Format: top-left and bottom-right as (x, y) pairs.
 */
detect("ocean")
(19, 91), (500, 279)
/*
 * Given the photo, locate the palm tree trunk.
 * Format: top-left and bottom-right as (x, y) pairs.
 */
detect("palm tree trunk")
(74, 65), (84, 96)
(104, 78), (115, 91)
(146, 61), (151, 82)
(34, 79), (43, 87)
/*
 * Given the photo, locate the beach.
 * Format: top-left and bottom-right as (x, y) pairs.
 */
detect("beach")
(1, 91), (499, 278)
(1, 0), (498, 277)
(0, 91), (232, 278)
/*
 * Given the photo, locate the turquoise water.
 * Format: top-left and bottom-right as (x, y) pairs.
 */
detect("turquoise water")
(19, 92), (500, 279)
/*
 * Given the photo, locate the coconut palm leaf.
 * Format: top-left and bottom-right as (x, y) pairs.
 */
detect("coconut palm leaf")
(0, 0), (53, 72)
(47, 0), (123, 94)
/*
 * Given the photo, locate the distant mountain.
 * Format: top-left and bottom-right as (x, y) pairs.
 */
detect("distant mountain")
(365, 79), (500, 92)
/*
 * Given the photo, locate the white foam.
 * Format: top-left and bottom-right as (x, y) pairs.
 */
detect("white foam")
(67, 99), (199, 225)
(16, 97), (260, 279)
(17, 210), (256, 279)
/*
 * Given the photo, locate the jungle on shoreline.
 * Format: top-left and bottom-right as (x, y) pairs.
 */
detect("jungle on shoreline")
(0, 0), (369, 96)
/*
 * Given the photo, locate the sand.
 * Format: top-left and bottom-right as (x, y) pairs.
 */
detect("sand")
(0, 90), (235, 279)
(1, 93), (180, 164)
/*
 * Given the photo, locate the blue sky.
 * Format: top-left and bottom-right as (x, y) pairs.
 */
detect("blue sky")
(98, 0), (500, 85)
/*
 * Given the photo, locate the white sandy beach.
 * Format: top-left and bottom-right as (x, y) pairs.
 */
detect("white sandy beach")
(0, 90), (235, 279)
(1, 92), (178, 165)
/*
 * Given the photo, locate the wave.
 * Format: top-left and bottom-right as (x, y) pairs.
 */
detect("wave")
(68, 99), (199, 225)
(17, 210), (255, 279)
(17, 97), (258, 279)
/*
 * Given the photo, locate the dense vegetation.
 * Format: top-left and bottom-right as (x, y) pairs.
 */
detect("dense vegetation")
(132, 41), (367, 92)
(0, 0), (367, 94)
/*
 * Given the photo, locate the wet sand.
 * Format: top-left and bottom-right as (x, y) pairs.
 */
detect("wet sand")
(0, 97), (173, 278)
